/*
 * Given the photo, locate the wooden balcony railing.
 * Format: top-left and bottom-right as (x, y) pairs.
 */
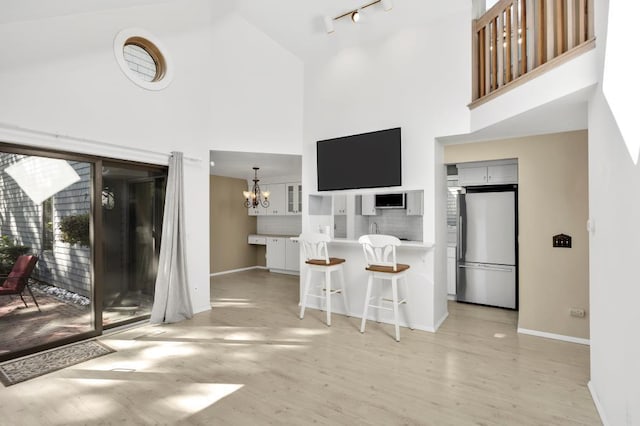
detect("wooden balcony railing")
(471, 0), (595, 107)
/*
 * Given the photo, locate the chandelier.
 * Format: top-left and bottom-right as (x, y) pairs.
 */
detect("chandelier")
(243, 167), (270, 209)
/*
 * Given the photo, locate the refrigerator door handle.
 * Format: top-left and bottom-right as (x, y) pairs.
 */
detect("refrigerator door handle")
(459, 263), (514, 273)
(458, 215), (462, 260)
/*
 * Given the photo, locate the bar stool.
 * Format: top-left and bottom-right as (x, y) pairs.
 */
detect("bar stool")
(358, 234), (412, 342)
(298, 232), (349, 326)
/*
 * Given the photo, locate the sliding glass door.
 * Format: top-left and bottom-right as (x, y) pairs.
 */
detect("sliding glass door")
(0, 149), (96, 360)
(101, 164), (167, 328)
(0, 143), (167, 361)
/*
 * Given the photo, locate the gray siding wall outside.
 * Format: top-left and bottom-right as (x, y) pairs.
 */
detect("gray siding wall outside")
(0, 153), (91, 297)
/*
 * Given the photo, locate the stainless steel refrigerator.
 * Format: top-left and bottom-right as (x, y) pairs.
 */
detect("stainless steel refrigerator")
(457, 186), (517, 309)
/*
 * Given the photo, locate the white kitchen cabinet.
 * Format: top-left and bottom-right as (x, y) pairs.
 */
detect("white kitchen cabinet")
(487, 164), (518, 184)
(264, 183), (286, 215)
(458, 166), (488, 186)
(247, 199), (265, 216)
(286, 183), (302, 215)
(247, 182), (299, 216)
(248, 235), (266, 245)
(333, 194), (347, 215)
(266, 237), (286, 270)
(285, 238), (300, 271)
(406, 191), (423, 216)
(457, 163), (518, 186)
(266, 237), (300, 272)
(447, 246), (457, 295)
(361, 194), (377, 216)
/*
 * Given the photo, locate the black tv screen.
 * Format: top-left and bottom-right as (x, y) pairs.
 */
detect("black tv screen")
(317, 127), (401, 191)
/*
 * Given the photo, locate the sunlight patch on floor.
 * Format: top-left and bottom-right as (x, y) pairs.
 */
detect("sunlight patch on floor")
(223, 331), (264, 341)
(70, 378), (121, 387)
(154, 383), (244, 414)
(141, 342), (199, 359)
(211, 300), (257, 308)
(97, 359), (153, 372)
(103, 339), (142, 350)
(289, 327), (331, 337)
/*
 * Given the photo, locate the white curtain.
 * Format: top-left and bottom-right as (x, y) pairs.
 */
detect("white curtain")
(150, 152), (194, 324)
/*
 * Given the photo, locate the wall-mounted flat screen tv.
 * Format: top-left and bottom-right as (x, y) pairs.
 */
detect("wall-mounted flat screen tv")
(316, 127), (401, 191)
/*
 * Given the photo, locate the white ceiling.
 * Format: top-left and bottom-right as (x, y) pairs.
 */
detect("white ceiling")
(233, 0), (469, 62)
(439, 87), (592, 145)
(2, 0), (588, 156)
(209, 150), (301, 180)
(0, 0), (176, 24)
(0, 0), (469, 63)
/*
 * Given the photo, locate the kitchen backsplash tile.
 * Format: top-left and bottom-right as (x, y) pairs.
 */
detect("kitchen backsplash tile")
(364, 210), (423, 241)
(257, 216), (302, 236)
(334, 215), (347, 238)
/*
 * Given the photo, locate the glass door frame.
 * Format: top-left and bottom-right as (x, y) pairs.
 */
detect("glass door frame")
(0, 141), (167, 362)
(100, 160), (167, 330)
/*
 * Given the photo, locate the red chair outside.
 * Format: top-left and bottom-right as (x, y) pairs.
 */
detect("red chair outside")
(0, 255), (40, 312)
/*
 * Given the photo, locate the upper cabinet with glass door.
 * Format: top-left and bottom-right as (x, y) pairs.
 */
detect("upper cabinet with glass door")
(286, 182), (302, 215)
(246, 181), (300, 216)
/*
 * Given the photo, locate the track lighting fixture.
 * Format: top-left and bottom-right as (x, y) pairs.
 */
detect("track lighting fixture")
(323, 0), (393, 34)
(323, 16), (335, 34)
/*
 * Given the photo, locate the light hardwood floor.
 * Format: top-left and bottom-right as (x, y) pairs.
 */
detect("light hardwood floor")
(0, 269), (600, 425)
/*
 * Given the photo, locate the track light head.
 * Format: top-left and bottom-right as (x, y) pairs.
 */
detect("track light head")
(324, 16), (335, 33)
(325, 0), (393, 35)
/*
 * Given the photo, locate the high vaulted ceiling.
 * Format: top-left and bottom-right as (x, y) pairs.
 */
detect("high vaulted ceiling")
(0, 0), (469, 63)
(232, 0), (469, 62)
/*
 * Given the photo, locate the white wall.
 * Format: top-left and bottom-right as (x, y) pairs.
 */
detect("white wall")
(0, 0), (304, 315)
(209, 13), (303, 155)
(0, 0), (213, 314)
(470, 49), (599, 132)
(587, 1), (640, 423)
(303, 7), (472, 328)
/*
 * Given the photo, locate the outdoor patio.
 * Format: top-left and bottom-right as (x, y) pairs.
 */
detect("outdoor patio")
(0, 283), (152, 356)
(0, 286), (91, 355)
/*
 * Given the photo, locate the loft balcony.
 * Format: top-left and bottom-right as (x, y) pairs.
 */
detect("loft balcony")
(470, 0), (595, 109)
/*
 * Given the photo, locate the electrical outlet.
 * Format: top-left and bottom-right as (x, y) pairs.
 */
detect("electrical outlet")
(570, 308), (585, 318)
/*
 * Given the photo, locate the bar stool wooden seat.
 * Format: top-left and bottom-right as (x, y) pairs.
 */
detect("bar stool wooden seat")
(298, 233), (349, 326)
(358, 234), (413, 342)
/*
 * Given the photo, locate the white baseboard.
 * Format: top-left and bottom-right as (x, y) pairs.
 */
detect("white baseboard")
(447, 294), (457, 301)
(268, 269), (300, 276)
(588, 381), (610, 426)
(193, 303), (212, 314)
(517, 327), (590, 345)
(433, 311), (449, 331)
(210, 266), (266, 277)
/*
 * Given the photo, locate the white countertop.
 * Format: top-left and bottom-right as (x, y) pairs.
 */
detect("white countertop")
(288, 236), (434, 249)
(249, 233), (298, 238)
(329, 238), (434, 249)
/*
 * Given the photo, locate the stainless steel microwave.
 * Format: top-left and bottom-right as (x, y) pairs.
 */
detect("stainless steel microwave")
(375, 193), (406, 209)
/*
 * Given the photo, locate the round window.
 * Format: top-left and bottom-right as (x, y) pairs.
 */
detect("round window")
(114, 29), (173, 91)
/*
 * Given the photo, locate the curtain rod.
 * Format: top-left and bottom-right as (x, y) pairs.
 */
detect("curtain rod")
(0, 121), (202, 163)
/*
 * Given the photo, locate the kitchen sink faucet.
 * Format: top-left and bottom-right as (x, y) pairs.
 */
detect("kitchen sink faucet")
(369, 222), (379, 234)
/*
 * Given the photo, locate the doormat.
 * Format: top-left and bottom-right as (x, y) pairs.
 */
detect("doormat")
(0, 340), (115, 386)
